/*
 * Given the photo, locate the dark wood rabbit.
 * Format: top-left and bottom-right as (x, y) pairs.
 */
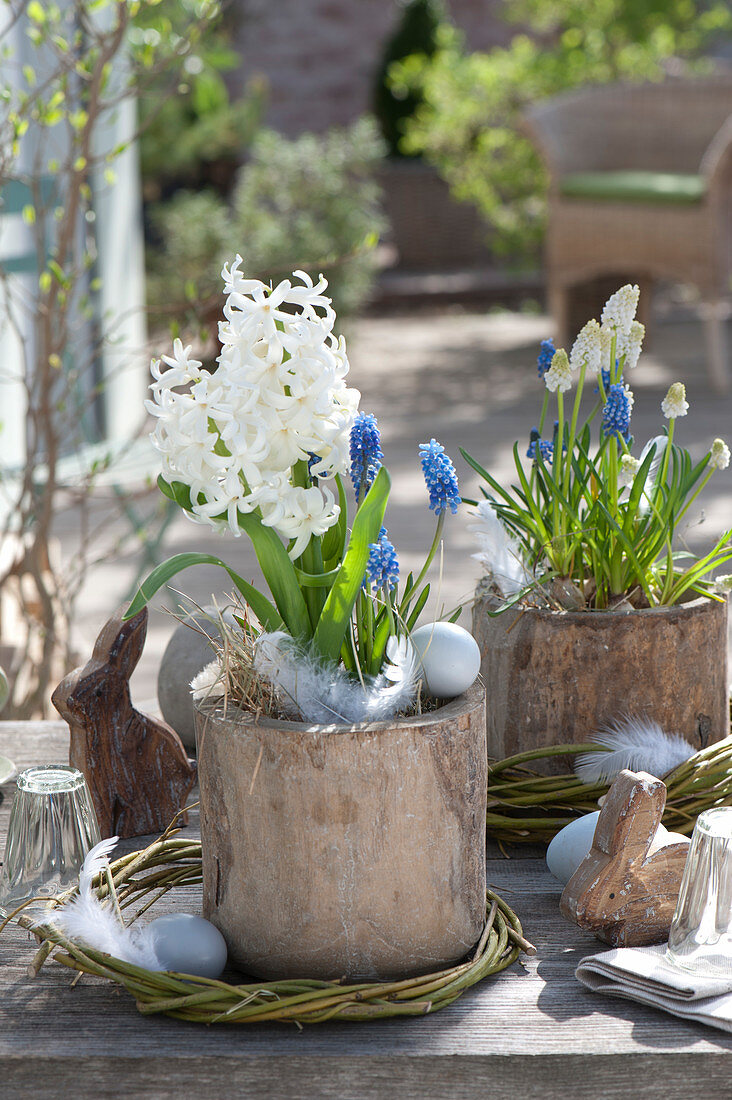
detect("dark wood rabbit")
(560, 770), (690, 947)
(52, 606), (196, 838)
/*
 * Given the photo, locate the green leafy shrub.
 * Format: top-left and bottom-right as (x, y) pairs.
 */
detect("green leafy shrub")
(147, 118), (387, 325)
(373, 0), (445, 157)
(133, 0), (264, 197)
(390, 0), (732, 257)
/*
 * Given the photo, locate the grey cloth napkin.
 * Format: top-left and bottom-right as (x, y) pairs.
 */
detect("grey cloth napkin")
(575, 944), (732, 1033)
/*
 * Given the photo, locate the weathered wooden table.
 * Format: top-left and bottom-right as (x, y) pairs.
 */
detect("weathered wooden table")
(0, 721), (729, 1099)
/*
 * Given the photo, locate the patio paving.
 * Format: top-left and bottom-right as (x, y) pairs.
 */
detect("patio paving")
(61, 303), (732, 710)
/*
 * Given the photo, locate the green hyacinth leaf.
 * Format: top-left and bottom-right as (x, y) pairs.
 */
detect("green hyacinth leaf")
(125, 552), (285, 634)
(313, 467), (391, 662)
(155, 477), (311, 640)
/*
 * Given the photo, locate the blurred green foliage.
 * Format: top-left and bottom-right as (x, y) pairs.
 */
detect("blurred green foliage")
(147, 118), (388, 326)
(132, 0), (263, 195)
(373, 0), (445, 157)
(390, 0), (732, 258)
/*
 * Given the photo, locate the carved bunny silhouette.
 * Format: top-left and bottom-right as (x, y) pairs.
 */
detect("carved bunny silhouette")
(560, 769), (690, 947)
(53, 606), (196, 838)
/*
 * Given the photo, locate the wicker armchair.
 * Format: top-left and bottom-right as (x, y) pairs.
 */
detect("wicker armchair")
(524, 78), (732, 391)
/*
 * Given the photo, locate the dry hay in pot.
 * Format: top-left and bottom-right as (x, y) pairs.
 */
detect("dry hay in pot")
(3, 829), (533, 1025)
(486, 736), (732, 845)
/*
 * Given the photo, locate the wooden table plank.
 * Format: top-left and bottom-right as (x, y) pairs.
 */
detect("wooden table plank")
(0, 721), (730, 1099)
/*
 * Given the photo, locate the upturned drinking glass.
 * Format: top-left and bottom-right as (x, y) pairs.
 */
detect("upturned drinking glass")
(666, 807), (732, 978)
(0, 765), (101, 917)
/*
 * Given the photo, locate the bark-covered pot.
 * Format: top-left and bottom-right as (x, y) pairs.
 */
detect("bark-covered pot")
(194, 681), (487, 981)
(472, 593), (728, 774)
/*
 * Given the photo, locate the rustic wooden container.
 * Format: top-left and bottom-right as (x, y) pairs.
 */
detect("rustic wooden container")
(194, 682), (487, 981)
(472, 594), (728, 775)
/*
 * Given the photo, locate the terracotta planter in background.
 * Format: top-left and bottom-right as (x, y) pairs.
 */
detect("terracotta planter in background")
(194, 682), (487, 981)
(472, 594), (728, 775)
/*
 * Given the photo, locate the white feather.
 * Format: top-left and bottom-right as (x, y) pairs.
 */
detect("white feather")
(253, 631), (419, 725)
(638, 435), (667, 514)
(467, 500), (532, 598)
(41, 837), (162, 970)
(190, 658), (224, 700)
(575, 714), (695, 784)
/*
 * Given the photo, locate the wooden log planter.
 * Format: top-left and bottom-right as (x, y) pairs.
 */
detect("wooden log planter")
(194, 682), (487, 981)
(472, 594), (728, 775)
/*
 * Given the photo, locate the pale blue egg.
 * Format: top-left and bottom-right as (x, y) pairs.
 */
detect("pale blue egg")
(546, 812), (601, 885)
(148, 913), (228, 979)
(410, 622), (481, 698)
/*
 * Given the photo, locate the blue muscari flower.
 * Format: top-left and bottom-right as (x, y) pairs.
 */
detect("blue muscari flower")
(602, 383), (633, 441)
(419, 438), (460, 515)
(350, 413), (383, 499)
(527, 421), (565, 462)
(537, 339), (555, 380)
(527, 436), (554, 462)
(526, 427), (541, 459)
(365, 526), (399, 591)
(307, 452), (321, 476)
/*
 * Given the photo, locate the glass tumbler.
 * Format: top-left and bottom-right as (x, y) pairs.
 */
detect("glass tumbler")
(0, 764), (101, 917)
(666, 807), (732, 978)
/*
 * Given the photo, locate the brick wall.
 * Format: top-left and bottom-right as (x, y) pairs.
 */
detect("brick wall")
(233, 1), (512, 137)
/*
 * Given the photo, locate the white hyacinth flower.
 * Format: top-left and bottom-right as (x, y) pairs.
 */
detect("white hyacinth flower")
(544, 348), (573, 393)
(147, 258), (360, 555)
(661, 382), (689, 420)
(710, 438), (731, 470)
(714, 574), (732, 593)
(569, 319), (603, 375)
(618, 454), (641, 488)
(600, 284), (640, 357)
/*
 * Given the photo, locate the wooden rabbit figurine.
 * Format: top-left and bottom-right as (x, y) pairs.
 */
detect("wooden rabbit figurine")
(560, 769), (690, 947)
(53, 606), (196, 838)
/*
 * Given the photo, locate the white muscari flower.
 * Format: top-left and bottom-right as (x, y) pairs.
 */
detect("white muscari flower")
(661, 382), (689, 419)
(569, 319), (603, 374)
(599, 324), (614, 367)
(618, 454), (641, 487)
(710, 438), (731, 470)
(600, 284), (639, 357)
(544, 348), (573, 393)
(147, 258), (360, 555)
(624, 321), (645, 370)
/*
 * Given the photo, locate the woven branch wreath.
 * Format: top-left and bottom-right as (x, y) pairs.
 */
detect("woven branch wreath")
(486, 736), (732, 845)
(9, 833), (533, 1025)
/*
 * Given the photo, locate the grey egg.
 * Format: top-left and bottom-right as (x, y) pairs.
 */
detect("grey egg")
(149, 913), (228, 978)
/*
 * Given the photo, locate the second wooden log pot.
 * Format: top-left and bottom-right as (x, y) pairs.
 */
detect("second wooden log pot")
(472, 593), (728, 774)
(194, 682), (487, 981)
